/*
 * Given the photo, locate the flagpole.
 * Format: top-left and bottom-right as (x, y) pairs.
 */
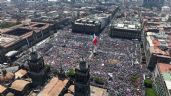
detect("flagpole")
(93, 45), (97, 54)
(92, 33), (98, 56)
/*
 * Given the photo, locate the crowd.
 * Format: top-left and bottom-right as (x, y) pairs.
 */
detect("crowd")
(90, 32), (146, 96)
(15, 27), (150, 96)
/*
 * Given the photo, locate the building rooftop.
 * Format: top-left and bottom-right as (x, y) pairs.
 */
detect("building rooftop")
(111, 19), (141, 31)
(10, 80), (30, 92)
(0, 21), (22, 29)
(0, 35), (21, 48)
(0, 72), (14, 82)
(113, 23), (141, 30)
(158, 63), (171, 94)
(5, 50), (18, 57)
(37, 77), (68, 96)
(141, 11), (158, 17)
(75, 18), (100, 26)
(0, 85), (6, 94)
(74, 13), (111, 26)
(0, 22), (50, 48)
(158, 63), (171, 73)
(4, 28), (32, 36)
(0, 66), (19, 73)
(14, 69), (27, 79)
(146, 32), (170, 57)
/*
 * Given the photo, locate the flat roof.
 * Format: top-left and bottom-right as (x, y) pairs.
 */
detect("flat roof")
(10, 80), (30, 92)
(38, 77), (68, 96)
(158, 63), (171, 73)
(31, 22), (50, 29)
(0, 35), (20, 48)
(150, 47), (170, 56)
(4, 28), (32, 36)
(15, 69), (27, 79)
(0, 72), (14, 82)
(0, 22), (50, 48)
(112, 20), (141, 30)
(5, 50), (18, 57)
(0, 85), (6, 93)
(146, 33), (170, 57)
(165, 81), (171, 90)
(158, 63), (171, 93)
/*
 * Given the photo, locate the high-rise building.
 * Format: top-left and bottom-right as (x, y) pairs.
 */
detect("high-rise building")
(75, 58), (90, 96)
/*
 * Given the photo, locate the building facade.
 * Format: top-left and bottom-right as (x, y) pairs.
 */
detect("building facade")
(143, 32), (171, 71)
(109, 20), (142, 40)
(153, 63), (171, 96)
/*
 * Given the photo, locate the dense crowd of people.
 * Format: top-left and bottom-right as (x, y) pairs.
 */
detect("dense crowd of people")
(15, 27), (150, 96)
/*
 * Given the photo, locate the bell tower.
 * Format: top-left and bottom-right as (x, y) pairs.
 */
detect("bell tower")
(75, 58), (90, 96)
(28, 50), (47, 86)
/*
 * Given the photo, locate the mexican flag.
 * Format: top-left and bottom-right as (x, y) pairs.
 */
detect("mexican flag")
(92, 34), (97, 46)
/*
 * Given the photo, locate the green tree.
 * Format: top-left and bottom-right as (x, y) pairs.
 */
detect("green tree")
(145, 88), (157, 96)
(144, 79), (153, 88)
(45, 64), (51, 72)
(94, 77), (105, 85)
(66, 68), (75, 77)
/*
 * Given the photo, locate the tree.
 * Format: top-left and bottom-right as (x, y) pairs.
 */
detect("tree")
(145, 88), (157, 96)
(144, 79), (153, 88)
(94, 77), (105, 85)
(45, 64), (51, 72)
(66, 68), (75, 77)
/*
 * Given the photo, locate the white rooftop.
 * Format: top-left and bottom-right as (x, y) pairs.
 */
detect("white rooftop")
(165, 80), (171, 90)
(117, 24), (124, 28)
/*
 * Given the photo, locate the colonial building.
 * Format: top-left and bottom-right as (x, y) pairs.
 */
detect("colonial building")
(109, 19), (142, 40)
(143, 32), (171, 71)
(72, 13), (112, 35)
